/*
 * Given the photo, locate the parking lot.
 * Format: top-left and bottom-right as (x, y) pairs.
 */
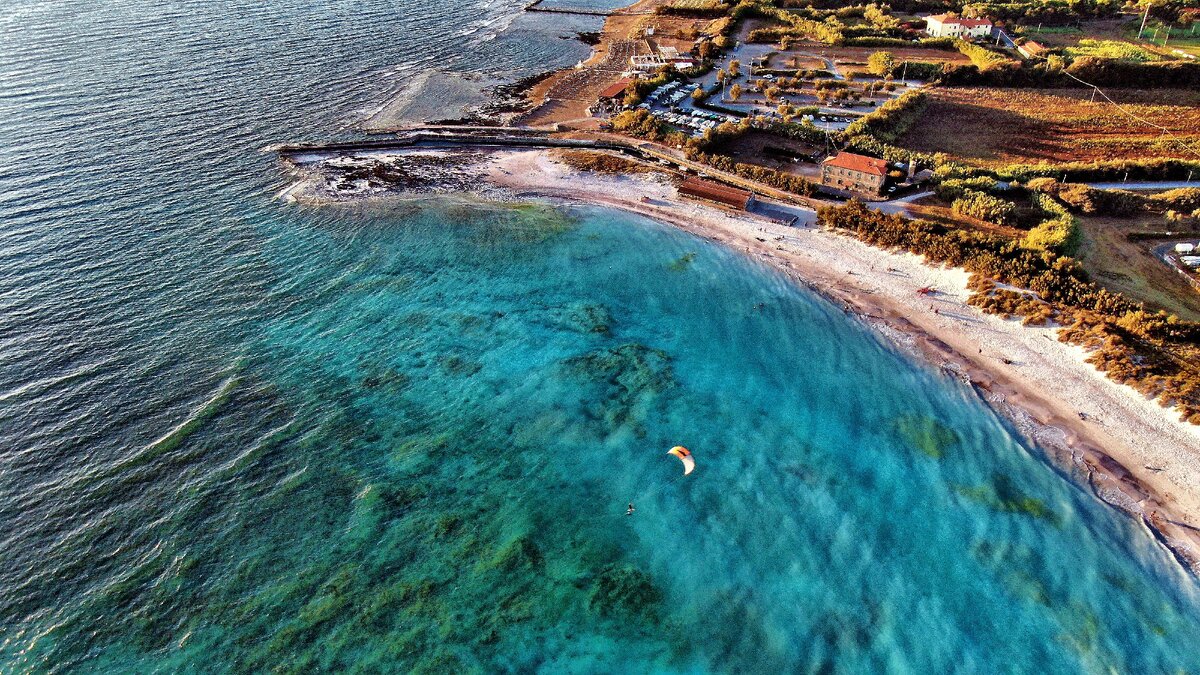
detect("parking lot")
(635, 80), (741, 137)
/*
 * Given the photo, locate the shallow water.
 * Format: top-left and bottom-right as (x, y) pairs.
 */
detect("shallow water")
(2, 1), (1200, 672)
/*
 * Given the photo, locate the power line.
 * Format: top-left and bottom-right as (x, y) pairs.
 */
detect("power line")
(1059, 69), (1200, 162)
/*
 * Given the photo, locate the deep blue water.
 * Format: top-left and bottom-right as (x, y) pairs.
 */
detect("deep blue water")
(2, 2), (1200, 672)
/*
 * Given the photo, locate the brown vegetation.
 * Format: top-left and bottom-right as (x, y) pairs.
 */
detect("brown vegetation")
(897, 88), (1200, 167)
(1075, 214), (1200, 323)
(551, 150), (661, 175)
(818, 200), (1200, 423)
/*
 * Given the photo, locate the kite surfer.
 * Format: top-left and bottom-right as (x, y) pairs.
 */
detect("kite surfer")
(626, 503), (635, 516)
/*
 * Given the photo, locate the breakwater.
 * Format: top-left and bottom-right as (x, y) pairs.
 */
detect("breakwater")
(524, 0), (649, 16)
(274, 128), (820, 208)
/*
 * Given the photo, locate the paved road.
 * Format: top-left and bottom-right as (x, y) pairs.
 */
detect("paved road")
(1086, 181), (1198, 191)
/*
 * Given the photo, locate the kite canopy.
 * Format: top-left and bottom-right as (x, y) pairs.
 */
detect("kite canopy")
(667, 446), (695, 475)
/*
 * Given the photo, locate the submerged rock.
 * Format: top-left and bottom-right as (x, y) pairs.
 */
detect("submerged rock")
(668, 252), (696, 272)
(561, 343), (676, 437)
(893, 414), (961, 459)
(587, 564), (662, 621)
(957, 474), (1059, 525)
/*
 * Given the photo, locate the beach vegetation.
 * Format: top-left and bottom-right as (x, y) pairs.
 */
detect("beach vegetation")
(553, 150), (659, 175)
(817, 200), (1200, 422)
(610, 109), (674, 142)
(952, 189), (1018, 226)
(657, 0), (730, 17)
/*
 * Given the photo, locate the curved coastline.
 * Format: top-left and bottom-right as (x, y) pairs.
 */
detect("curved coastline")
(475, 148), (1200, 575)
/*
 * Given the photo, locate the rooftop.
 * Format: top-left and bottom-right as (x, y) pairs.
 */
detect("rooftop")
(823, 152), (889, 176)
(598, 78), (632, 99)
(679, 177), (753, 209)
(928, 14), (993, 27)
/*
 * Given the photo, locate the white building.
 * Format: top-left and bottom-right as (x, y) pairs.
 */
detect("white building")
(925, 14), (993, 39)
(630, 46), (695, 72)
(1176, 242), (1196, 254)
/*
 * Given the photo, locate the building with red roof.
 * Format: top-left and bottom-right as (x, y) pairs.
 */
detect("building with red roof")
(925, 14), (994, 39)
(820, 152), (889, 196)
(598, 78), (632, 101)
(678, 177), (755, 210)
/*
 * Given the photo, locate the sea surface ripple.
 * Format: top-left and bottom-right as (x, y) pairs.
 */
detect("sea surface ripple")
(1, 1), (1200, 672)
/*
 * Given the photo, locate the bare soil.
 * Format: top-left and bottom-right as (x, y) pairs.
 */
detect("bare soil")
(898, 87), (1200, 166)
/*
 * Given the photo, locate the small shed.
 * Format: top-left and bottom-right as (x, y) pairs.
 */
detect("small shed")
(678, 177), (754, 210)
(1175, 243), (1196, 255)
(597, 78), (632, 103)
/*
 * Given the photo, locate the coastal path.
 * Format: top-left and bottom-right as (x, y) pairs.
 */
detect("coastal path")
(1086, 180), (1199, 191)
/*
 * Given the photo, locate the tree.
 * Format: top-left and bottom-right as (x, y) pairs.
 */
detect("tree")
(868, 51), (896, 77)
(729, 59), (741, 77)
(692, 87), (706, 101)
(716, 68), (727, 84)
(729, 83), (742, 100)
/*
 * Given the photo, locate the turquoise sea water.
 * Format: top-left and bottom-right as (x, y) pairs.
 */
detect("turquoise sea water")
(2, 1), (1200, 672)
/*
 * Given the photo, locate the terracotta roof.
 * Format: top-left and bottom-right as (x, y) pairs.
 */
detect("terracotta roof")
(927, 14), (992, 27)
(823, 152), (888, 176)
(679, 177), (753, 209)
(598, 78), (632, 99)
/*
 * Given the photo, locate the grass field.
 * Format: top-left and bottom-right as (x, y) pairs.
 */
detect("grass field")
(1020, 18), (1200, 58)
(1123, 18), (1200, 58)
(897, 87), (1200, 166)
(1062, 39), (1163, 62)
(1076, 215), (1200, 322)
(821, 45), (972, 68)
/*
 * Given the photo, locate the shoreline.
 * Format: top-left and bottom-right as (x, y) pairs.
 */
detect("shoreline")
(476, 148), (1200, 573)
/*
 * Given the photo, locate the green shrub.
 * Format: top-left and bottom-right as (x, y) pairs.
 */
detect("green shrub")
(953, 189), (1018, 226)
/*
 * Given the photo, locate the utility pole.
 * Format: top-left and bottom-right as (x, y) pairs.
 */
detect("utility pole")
(1090, 86), (1098, 103)
(1138, 2), (1151, 40)
(901, 60), (908, 84)
(1164, 26), (1171, 46)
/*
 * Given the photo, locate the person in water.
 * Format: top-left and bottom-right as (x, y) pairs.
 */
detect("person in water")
(626, 503), (635, 516)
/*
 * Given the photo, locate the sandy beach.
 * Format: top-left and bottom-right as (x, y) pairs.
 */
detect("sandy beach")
(482, 148), (1200, 571)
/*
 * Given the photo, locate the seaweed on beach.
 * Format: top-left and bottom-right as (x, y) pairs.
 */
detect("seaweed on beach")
(893, 414), (960, 459)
